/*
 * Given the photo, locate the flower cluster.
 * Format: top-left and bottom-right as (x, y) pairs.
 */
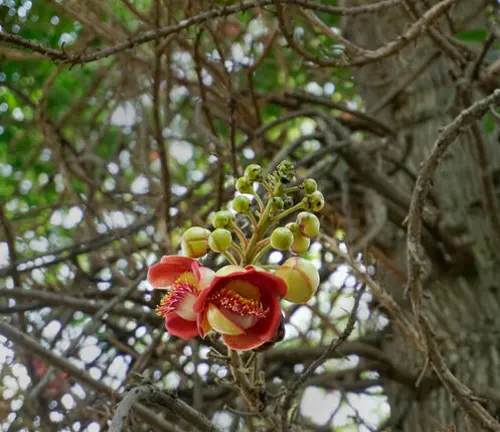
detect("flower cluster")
(147, 160), (324, 351)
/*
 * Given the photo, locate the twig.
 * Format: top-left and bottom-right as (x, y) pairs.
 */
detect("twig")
(420, 314), (500, 431)
(28, 275), (144, 400)
(273, 0), (461, 68)
(0, 0), (437, 66)
(406, 89), (500, 314)
(0, 320), (181, 431)
(109, 384), (218, 432)
(280, 284), (366, 431)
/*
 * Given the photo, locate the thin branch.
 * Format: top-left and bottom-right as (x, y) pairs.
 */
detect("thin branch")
(280, 284), (366, 431)
(0, 0), (425, 66)
(406, 89), (500, 314)
(420, 314), (500, 431)
(0, 288), (162, 326)
(0, 320), (179, 432)
(110, 384), (218, 432)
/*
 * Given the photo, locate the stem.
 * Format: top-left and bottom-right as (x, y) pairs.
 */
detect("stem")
(251, 243), (272, 265)
(272, 199), (307, 223)
(231, 222), (248, 248)
(230, 244), (244, 264)
(283, 185), (301, 194)
(228, 350), (258, 406)
(222, 251), (238, 266)
(244, 183), (283, 265)
(247, 211), (259, 229)
(260, 180), (273, 195)
(252, 192), (265, 213)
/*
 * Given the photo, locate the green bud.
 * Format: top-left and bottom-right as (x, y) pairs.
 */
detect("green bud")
(302, 178), (317, 195)
(209, 229), (232, 252)
(276, 257), (320, 304)
(297, 212), (320, 238)
(213, 210), (235, 229)
(244, 164), (263, 182)
(270, 227), (294, 251)
(282, 194), (294, 209)
(307, 191), (325, 212)
(270, 197), (284, 211)
(286, 222), (310, 253)
(232, 195), (251, 213)
(236, 176), (254, 194)
(291, 234), (310, 254)
(276, 159), (295, 184)
(181, 227), (210, 258)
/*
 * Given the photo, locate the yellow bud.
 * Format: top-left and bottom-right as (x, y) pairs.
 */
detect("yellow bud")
(215, 265), (245, 276)
(290, 235), (310, 254)
(307, 191), (324, 212)
(276, 257), (319, 303)
(297, 212), (320, 238)
(209, 229), (232, 253)
(181, 227), (210, 258)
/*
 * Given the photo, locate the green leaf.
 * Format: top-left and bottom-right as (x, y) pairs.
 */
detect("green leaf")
(455, 29), (488, 42)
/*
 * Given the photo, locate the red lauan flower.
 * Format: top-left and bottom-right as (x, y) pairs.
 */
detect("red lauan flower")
(148, 256), (214, 340)
(193, 265), (286, 351)
(31, 356), (70, 398)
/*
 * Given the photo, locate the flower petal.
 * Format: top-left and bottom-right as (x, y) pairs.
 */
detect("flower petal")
(221, 332), (265, 350)
(148, 256), (199, 289)
(194, 266), (286, 342)
(243, 266), (287, 298)
(198, 267), (215, 290)
(165, 313), (199, 340)
(246, 285), (282, 342)
(207, 304), (244, 335)
(218, 281), (283, 350)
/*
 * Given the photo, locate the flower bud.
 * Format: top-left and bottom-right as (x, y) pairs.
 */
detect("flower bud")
(307, 191), (325, 212)
(181, 227), (210, 258)
(297, 212), (320, 238)
(213, 210), (235, 229)
(286, 222), (310, 254)
(244, 164), (263, 182)
(270, 197), (284, 212)
(236, 176), (253, 194)
(232, 195), (251, 213)
(276, 159), (295, 184)
(270, 227), (294, 251)
(282, 194), (294, 209)
(209, 229), (232, 253)
(302, 178), (317, 195)
(276, 257), (320, 303)
(290, 234), (310, 254)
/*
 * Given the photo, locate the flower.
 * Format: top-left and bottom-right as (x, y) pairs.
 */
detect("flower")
(148, 256), (214, 340)
(193, 266), (286, 350)
(276, 257), (320, 304)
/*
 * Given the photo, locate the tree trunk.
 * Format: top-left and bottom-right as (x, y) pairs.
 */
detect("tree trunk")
(342, 1), (500, 430)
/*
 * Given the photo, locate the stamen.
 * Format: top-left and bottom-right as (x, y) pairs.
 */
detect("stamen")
(209, 287), (268, 318)
(156, 280), (197, 317)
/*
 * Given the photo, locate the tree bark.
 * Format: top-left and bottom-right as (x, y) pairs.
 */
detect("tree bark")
(342, 1), (500, 430)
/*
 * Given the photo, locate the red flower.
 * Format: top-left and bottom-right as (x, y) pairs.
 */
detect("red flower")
(31, 356), (70, 398)
(148, 256), (214, 340)
(193, 265), (286, 351)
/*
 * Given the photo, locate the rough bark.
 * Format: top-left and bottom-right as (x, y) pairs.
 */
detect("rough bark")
(342, 1), (500, 430)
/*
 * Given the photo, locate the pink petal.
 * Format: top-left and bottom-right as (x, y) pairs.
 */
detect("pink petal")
(244, 266), (287, 297)
(221, 333), (265, 351)
(165, 313), (199, 340)
(148, 256), (199, 289)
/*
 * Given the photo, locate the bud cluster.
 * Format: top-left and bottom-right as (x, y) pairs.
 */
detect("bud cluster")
(177, 159), (324, 328)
